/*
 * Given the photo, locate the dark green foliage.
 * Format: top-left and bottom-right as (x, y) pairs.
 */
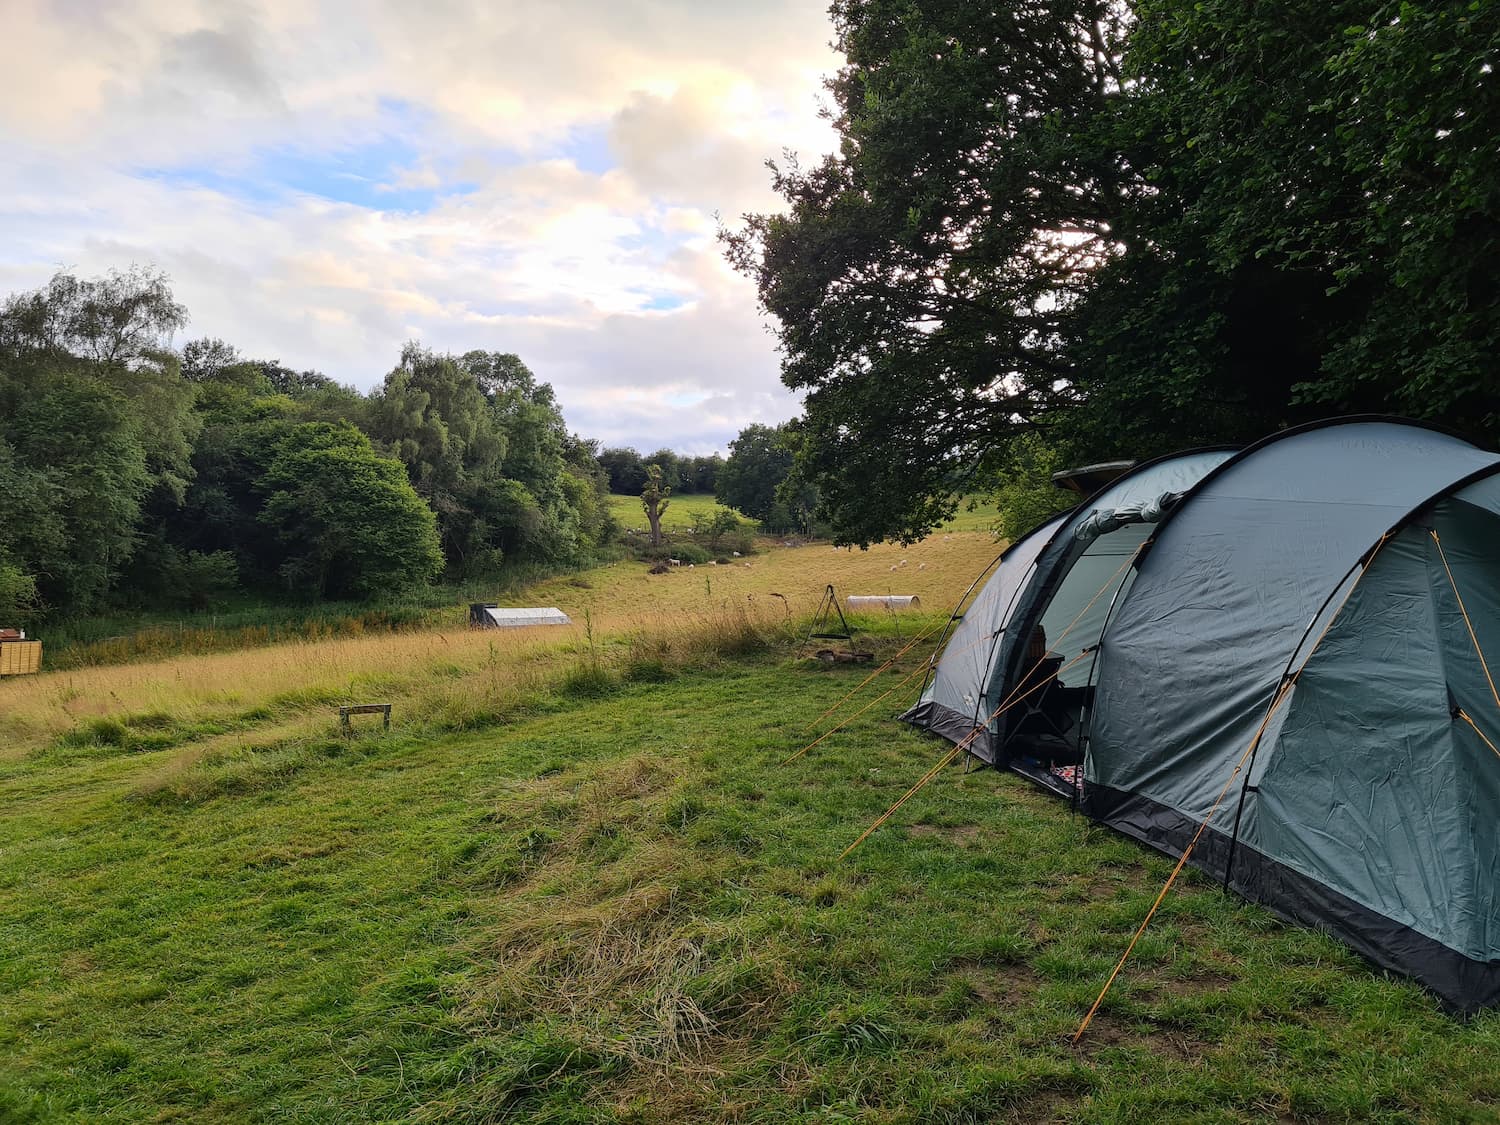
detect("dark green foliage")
(638, 542), (712, 565)
(159, 550), (241, 613)
(1083, 0), (1500, 449)
(725, 0), (1129, 544)
(0, 270), (614, 621)
(984, 433), (1078, 542)
(260, 422), (443, 599)
(690, 506), (749, 552)
(0, 564), (39, 624)
(371, 344), (611, 576)
(730, 0), (1500, 541)
(0, 367), (152, 609)
(0, 265), (186, 366)
(716, 422), (817, 534)
(598, 446), (649, 493)
(599, 447), (723, 494)
(716, 423), (791, 523)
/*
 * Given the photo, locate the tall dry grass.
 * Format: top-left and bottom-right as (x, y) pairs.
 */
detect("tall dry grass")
(0, 534), (1002, 761)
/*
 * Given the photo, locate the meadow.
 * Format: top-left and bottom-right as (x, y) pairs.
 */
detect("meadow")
(605, 492), (732, 536)
(602, 493), (1003, 537)
(3, 531), (1499, 1123)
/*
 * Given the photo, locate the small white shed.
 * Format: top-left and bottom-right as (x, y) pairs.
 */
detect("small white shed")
(469, 604), (572, 628)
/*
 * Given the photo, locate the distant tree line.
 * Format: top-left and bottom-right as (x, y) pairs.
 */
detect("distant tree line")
(0, 268), (615, 623)
(600, 422), (823, 538)
(596, 447), (722, 496)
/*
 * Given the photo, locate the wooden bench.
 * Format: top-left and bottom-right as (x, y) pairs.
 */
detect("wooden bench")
(339, 703), (392, 735)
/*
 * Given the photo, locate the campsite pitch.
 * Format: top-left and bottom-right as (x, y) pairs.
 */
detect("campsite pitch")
(2, 533), (1499, 1122)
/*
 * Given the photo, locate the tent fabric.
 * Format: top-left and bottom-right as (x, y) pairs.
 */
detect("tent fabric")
(902, 511), (1068, 762)
(903, 449), (1234, 764)
(987, 450), (1238, 733)
(1091, 421), (1499, 825)
(905, 418), (1500, 1013)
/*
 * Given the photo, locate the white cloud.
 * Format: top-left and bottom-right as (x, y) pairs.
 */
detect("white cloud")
(0, 0), (840, 452)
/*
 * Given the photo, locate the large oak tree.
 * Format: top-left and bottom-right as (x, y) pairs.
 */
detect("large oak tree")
(730, 0), (1500, 543)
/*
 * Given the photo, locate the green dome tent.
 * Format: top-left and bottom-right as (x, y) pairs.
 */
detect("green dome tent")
(904, 418), (1500, 1013)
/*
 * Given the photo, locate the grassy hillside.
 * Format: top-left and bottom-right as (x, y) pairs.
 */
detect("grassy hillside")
(603, 492), (1005, 537)
(0, 535), (1001, 758)
(606, 492), (733, 535)
(3, 534), (1497, 1122)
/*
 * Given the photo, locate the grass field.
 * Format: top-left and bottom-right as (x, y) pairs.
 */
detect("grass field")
(606, 492), (734, 536)
(3, 533), (1498, 1123)
(603, 493), (1004, 537)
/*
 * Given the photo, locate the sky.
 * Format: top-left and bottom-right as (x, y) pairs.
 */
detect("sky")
(0, 0), (842, 454)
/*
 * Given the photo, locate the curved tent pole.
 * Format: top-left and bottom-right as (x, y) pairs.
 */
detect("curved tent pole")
(1219, 456), (1500, 889)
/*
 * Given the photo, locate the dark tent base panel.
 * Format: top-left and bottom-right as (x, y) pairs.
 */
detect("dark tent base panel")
(1082, 783), (1500, 1016)
(900, 701), (996, 765)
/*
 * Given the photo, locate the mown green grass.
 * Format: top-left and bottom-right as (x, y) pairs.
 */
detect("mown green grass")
(4, 620), (1499, 1122)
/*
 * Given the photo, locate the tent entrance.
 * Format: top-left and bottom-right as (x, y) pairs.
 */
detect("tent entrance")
(1000, 520), (1152, 786)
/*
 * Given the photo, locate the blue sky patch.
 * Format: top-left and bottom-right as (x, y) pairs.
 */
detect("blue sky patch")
(136, 102), (492, 213)
(557, 124), (615, 175)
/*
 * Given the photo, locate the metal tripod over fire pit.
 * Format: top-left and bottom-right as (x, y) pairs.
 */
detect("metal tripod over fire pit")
(804, 584), (874, 663)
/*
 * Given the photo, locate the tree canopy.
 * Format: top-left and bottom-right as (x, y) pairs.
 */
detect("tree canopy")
(0, 269), (616, 620)
(728, 0), (1500, 543)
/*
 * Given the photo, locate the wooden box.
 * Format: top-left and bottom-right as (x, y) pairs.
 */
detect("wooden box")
(0, 640), (42, 676)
